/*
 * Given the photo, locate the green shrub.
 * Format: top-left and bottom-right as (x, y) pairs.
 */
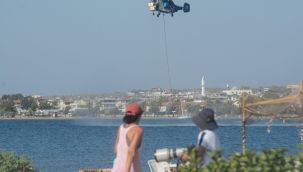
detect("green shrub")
(0, 151), (38, 172)
(179, 147), (303, 172)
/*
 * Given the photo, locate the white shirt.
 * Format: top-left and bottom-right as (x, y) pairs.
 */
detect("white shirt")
(197, 129), (221, 167)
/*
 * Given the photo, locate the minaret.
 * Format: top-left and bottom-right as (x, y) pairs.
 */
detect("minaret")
(201, 76), (205, 97)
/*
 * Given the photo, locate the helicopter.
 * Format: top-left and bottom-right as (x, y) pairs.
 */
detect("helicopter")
(148, 0), (190, 17)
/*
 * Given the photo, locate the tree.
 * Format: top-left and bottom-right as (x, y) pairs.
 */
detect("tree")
(0, 94), (24, 113)
(21, 97), (38, 112)
(262, 90), (281, 99)
(0, 151), (38, 172)
(107, 108), (121, 116)
(1, 94), (23, 101)
(149, 101), (160, 114)
(39, 100), (52, 110)
(186, 103), (203, 115)
(0, 100), (16, 113)
(64, 106), (71, 115)
(178, 147), (303, 172)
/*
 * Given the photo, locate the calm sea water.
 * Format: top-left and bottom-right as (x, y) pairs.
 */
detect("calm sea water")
(0, 119), (302, 172)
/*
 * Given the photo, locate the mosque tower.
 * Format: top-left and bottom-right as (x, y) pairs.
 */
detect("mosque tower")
(201, 76), (205, 97)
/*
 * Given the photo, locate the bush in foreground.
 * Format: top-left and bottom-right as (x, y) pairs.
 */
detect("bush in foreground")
(179, 146), (303, 172)
(0, 151), (38, 172)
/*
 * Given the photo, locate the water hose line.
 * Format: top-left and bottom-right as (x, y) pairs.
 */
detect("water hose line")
(162, 15), (172, 92)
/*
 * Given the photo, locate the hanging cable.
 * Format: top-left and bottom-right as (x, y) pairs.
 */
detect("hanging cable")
(162, 15), (172, 92)
(162, 15), (179, 116)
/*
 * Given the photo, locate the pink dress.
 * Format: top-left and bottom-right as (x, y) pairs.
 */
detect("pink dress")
(112, 124), (142, 172)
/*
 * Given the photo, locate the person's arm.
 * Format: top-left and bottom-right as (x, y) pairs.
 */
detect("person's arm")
(197, 145), (206, 161)
(180, 145), (206, 162)
(180, 152), (189, 161)
(114, 127), (120, 155)
(125, 127), (143, 172)
(181, 132), (207, 162)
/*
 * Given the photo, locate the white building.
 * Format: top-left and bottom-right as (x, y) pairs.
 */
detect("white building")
(201, 76), (205, 97)
(287, 84), (300, 94)
(223, 88), (253, 96)
(148, 88), (172, 98)
(57, 99), (66, 111)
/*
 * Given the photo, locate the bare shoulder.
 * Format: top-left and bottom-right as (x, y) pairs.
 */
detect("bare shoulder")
(133, 125), (143, 132)
(129, 125), (143, 135)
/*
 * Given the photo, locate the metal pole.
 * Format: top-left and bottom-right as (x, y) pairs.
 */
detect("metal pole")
(300, 81), (303, 95)
(241, 96), (246, 155)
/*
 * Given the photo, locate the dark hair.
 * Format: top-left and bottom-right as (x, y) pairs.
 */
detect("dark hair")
(123, 113), (142, 124)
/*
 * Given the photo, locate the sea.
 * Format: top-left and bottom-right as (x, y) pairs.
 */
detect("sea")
(0, 118), (302, 172)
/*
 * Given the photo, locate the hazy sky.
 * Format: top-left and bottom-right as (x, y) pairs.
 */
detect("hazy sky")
(0, 0), (302, 95)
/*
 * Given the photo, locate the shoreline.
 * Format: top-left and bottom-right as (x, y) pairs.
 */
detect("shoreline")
(1, 115), (301, 122)
(0, 115), (241, 121)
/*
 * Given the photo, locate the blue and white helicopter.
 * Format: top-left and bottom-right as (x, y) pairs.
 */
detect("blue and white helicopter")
(148, 0), (190, 17)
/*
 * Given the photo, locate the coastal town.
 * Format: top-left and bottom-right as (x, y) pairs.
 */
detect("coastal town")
(0, 78), (301, 119)
(1, 0), (303, 171)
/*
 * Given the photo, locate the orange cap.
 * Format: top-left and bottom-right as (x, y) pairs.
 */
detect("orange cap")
(125, 103), (143, 116)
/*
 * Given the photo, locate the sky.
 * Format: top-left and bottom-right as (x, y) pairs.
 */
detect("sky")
(0, 0), (302, 95)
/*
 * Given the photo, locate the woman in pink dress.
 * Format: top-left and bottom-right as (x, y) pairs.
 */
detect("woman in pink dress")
(112, 103), (143, 172)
